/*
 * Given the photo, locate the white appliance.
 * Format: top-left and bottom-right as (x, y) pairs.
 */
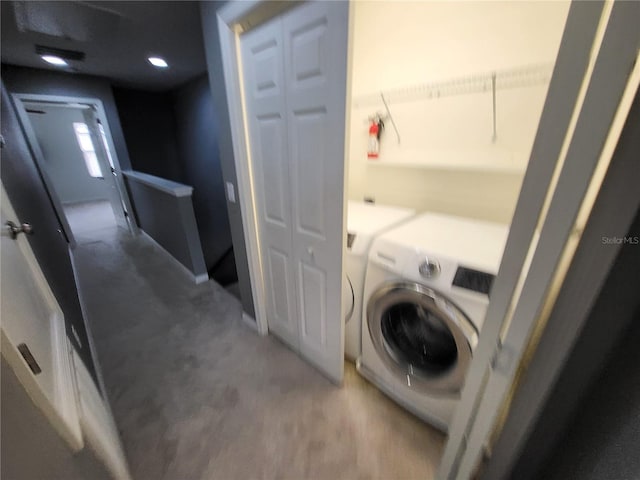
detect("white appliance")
(358, 213), (509, 431)
(344, 201), (416, 360)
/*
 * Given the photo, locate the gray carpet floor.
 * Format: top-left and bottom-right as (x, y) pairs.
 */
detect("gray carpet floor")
(71, 226), (445, 480)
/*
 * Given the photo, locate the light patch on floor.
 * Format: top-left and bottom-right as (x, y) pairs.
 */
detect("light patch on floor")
(72, 227), (445, 480)
(64, 200), (117, 241)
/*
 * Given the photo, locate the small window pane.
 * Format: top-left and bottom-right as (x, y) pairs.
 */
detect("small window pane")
(73, 122), (89, 134)
(83, 151), (103, 178)
(77, 132), (95, 152)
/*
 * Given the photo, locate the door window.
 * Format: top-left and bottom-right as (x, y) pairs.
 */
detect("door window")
(72, 122), (103, 178)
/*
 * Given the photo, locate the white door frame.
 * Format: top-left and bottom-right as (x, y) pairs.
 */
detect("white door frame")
(218, 0), (286, 336)
(218, 0), (351, 338)
(11, 93), (138, 247)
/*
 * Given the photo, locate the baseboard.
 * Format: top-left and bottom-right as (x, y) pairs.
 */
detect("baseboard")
(194, 273), (209, 284)
(242, 312), (260, 333)
(61, 199), (110, 207)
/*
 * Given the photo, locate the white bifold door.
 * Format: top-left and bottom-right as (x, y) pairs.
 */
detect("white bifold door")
(240, 1), (349, 383)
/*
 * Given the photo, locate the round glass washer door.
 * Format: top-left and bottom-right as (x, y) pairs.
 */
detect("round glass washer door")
(367, 281), (478, 395)
(343, 275), (355, 323)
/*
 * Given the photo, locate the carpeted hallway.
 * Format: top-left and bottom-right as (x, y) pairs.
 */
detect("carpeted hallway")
(70, 225), (445, 480)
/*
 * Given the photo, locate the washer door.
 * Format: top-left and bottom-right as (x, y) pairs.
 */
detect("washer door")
(343, 275), (355, 323)
(367, 281), (478, 395)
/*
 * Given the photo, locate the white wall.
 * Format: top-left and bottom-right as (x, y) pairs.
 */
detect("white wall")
(348, 1), (570, 224)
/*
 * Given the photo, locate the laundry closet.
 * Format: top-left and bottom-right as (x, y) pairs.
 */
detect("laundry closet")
(220, 0), (640, 476)
(341, 0), (570, 431)
(232, 0), (571, 444)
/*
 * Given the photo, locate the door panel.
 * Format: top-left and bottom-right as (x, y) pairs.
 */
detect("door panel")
(292, 108), (327, 238)
(268, 247), (294, 330)
(2, 200), (57, 401)
(241, 15), (299, 348)
(298, 261), (327, 350)
(0, 82), (98, 385)
(290, 18), (328, 88)
(284, 1), (348, 382)
(1, 184), (83, 451)
(257, 115), (288, 225)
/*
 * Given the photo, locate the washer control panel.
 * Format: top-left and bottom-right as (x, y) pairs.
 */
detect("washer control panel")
(453, 266), (495, 295)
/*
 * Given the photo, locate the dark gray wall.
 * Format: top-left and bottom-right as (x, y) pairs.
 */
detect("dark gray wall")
(27, 105), (112, 204)
(173, 74), (233, 274)
(538, 310), (640, 480)
(201, 1), (255, 317)
(1, 64), (132, 172)
(112, 87), (184, 182)
(124, 175), (207, 279)
(1, 359), (111, 480)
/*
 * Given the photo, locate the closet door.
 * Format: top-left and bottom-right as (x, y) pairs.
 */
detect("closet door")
(283, 0), (349, 383)
(241, 16), (300, 349)
(241, 1), (349, 383)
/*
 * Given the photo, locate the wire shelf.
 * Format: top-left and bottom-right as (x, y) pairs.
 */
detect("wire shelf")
(352, 63), (554, 108)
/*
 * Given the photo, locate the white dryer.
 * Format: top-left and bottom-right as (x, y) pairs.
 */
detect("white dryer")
(358, 213), (509, 431)
(344, 201), (415, 360)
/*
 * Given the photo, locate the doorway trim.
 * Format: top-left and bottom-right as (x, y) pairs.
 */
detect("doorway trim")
(218, 0), (346, 338)
(11, 93), (138, 247)
(217, 0), (274, 336)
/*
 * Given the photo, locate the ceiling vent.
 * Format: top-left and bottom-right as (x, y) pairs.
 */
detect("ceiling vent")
(13, 1), (120, 42)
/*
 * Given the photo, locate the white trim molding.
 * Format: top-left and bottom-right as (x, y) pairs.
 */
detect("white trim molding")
(217, 1), (271, 336)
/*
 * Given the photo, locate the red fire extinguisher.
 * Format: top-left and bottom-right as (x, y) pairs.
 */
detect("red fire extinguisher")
(367, 117), (384, 159)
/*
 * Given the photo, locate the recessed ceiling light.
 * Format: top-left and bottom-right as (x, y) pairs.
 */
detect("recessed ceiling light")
(41, 55), (68, 67)
(148, 57), (169, 68)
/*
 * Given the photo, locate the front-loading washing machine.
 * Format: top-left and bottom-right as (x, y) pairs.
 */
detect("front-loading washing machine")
(344, 201), (415, 360)
(357, 213), (509, 431)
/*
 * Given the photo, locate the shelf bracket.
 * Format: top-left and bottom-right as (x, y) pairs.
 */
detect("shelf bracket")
(380, 93), (401, 144)
(491, 72), (497, 143)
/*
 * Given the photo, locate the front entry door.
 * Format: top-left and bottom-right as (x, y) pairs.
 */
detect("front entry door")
(241, 1), (349, 382)
(84, 109), (129, 230)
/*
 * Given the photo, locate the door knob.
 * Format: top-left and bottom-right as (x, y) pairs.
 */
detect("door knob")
(5, 221), (34, 239)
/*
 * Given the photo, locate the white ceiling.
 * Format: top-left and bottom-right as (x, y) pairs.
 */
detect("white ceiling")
(1, 1), (208, 91)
